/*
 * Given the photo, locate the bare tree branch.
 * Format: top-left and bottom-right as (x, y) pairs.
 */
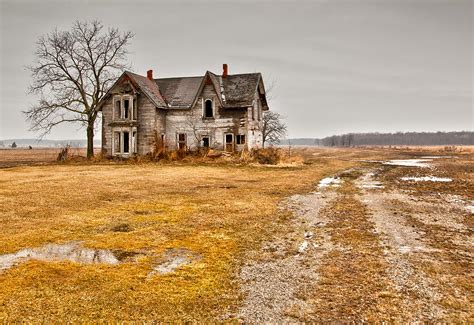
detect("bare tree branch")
(262, 111), (287, 148)
(25, 20), (134, 158)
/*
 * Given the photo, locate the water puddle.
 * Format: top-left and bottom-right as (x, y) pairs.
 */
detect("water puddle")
(318, 177), (343, 188)
(357, 171), (385, 189)
(383, 159), (432, 168)
(0, 242), (141, 271)
(400, 176), (452, 182)
(149, 248), (201, 276)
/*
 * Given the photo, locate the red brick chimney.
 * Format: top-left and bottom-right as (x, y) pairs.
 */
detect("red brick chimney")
(222, 64), (228, 78)
(147, 69), (153, 80)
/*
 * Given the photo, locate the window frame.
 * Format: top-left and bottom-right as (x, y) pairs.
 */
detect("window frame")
(177, 133), (187, 151)
(224, 133), (234, 152)
(236, 134), (246, 145)
(113, 96), (122, 120)
(203, 98), (214, 119)
(201, 135), (210, 148)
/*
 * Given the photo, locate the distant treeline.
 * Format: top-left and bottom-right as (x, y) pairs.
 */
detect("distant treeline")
(282, 131), (474, 147)
(0, 138), (101, 148)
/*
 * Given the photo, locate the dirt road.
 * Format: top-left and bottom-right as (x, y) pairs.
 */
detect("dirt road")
(238, 159), (473, 322)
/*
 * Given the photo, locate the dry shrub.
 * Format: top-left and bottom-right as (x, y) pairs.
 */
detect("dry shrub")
(56, 145), (70, 162)
(250, 148), (283, 165)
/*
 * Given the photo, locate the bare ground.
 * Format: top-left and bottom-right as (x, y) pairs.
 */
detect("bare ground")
(238, 159), (473, 322)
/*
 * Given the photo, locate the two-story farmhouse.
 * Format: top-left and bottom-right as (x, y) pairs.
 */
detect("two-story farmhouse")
(98, 64), (269, 157)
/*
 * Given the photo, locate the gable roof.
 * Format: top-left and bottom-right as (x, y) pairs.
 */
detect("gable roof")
(98, 69), (267, 110)
(124, 71), (168, 108)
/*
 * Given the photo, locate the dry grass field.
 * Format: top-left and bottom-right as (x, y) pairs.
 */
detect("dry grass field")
(0, 147), (472, 321)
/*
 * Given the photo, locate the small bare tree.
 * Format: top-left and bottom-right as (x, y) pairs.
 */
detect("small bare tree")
(25, 20), (134, 158)
(262, 111), (287, 148)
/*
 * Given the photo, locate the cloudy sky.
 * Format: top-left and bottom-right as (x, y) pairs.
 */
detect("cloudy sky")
(0, 0), (472, 140)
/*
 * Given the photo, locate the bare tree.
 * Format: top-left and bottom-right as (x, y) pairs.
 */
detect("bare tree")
(25, 20), (134, 158)
(262, 111), (287, 148)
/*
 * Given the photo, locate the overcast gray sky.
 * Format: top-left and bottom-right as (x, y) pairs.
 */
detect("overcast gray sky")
(0, 0), (472, 140)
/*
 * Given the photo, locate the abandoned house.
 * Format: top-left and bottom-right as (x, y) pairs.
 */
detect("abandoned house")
(98, 64), (269, 157)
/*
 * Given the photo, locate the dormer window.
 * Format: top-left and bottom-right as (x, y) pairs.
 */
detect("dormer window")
(204, 99), (214, 118)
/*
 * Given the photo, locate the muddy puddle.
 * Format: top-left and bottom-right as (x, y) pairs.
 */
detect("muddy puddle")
(0, 242), (141, 271)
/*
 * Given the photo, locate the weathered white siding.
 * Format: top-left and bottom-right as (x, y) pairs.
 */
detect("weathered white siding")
(102, 78), (265, 156)
(164, 84), (249, 151)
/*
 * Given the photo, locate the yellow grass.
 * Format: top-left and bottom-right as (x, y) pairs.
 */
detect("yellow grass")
(0, 152), (354, 321)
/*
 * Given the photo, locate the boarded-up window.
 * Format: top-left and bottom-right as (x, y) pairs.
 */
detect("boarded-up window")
(236, 134), (246, 145)
(178, 133), (186, 150)
(123, 132), (130, 153)
(114, 132), (121, 153)
(204, 99), (213, 118)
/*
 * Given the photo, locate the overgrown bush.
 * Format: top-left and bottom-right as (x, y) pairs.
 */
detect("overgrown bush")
(250, 148), (283, 165)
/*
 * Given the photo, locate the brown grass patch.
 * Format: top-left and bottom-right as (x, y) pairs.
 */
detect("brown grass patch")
(0, 152), (354, 321)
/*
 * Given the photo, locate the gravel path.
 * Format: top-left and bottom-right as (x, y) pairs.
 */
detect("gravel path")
(237, 165), (472, 322)
(237, 189), (336, 322)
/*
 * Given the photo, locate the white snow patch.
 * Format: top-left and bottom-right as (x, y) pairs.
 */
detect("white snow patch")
(384, 159), (432, 167)
(318, 177), (342, 188)
(401, 176), (452, 182)
(362, 184), (385, 189)
(465, 205), (474, 214)
(298, 240), (309, 253)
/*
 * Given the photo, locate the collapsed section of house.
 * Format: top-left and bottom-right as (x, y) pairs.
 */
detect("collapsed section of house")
(97, 64), (269, 157)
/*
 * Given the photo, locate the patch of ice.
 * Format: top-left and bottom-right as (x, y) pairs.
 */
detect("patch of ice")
(0, 242), (120, 271)
(383, 159), (432, 168)
(318, 177), (342, 188)
(362, 184), (385, 188)
(298, 240), (309, 253)
(356, 171), (385, 189)
(465, 205), (474, 214)
(400, 176), (452, 182)
(149, 248), (201, 276)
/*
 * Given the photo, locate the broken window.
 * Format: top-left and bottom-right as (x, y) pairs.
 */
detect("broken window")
(204, 99), (213, 118)
(123, 132), (130, 153)
(114, 99), (121, 119)
(202, 136), (210, 148)
(124, 99), (130, 119)
(133, 97), (138, 120)
(225, 133), (234, 152)
(236, 134), (246, 145)
(132, 131), (137, 154)
(114, 132), (121, 154)
(178, 133), (186, 150)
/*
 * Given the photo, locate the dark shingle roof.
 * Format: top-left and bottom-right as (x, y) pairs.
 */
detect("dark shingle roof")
(221, 73), (261, 107)
(154, 72), (261, 108)
(104, 70), (264, 109)
(125, 71), (167, 108)
(155, 76), (203, 107)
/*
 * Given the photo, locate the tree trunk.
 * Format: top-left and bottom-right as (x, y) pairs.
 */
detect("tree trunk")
(87, 124), (94, 159)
